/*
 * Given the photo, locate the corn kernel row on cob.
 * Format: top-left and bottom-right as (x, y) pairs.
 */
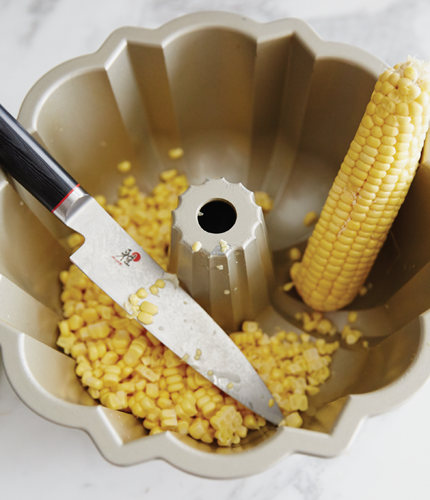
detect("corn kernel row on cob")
(58, 169), (338, 446)
(293, 57), (430, 311)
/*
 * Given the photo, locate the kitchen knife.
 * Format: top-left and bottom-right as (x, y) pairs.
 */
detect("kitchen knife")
(0, 104), (284, 425)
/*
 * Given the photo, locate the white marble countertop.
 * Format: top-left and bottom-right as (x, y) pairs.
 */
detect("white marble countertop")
(2, 0), (430, 498)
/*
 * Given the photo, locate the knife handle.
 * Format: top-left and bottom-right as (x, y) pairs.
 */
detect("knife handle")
(0, 104), (80, 213)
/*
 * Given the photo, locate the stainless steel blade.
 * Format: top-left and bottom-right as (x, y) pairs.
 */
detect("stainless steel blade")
(65, 195), (284, 425)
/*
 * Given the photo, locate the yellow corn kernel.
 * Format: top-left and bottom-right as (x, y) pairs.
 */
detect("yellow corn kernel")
(177, 420), (189, 435)
(67, 232), (85, 249)
(347, 311), (358, 323)
(87, 321), (110, 339)
(115, 391), (128, 409)
(155, 279), (166, 289)
(112, 329), (131, 351)
(134, 390), (146, 402)
(302, 381), (318, 395)
(75, 360), (91, 377)
(87, 388), (100, 399)
(87, 341), (99, 361)
(160, 168), (178, 181)
(56, 334), (76, 354)
(149, 426), (164, 435)
(146, 407), (161, 422)
(194, 388), (206, 400)
(282, 282), (295, 292)
(129, 294), (139, 306)
(138, 312), (153, 325)
(303, 211), (318, 226)
(96, 305), (112, 320)
(102, 373), (120, 389)
(104, 392), (121, 410)
(123, 342), (145, 367)
(342, 325), (362, 345)
(82, 308), (100, 324)
(129, 401), (144, 418)
(81, 369), (93, 386)
(200, 428), (215, 444)
(168, 148), (184, 160)
(243, 414), (259, 430)
(160, 408), (176, 420)
(101, 351), (119, 365)
(147, 284), (158, 296)
(127, 324), (143, 339)
(196, 394), (210, 409)
(284, 411), (303, 428)
(146, 383), (159, 399)
(179, 398), (198, 417)
(94, 195), (107, 207)
(143, 419), (159, 430)
(139, 396), (156, 413)
(164, 374), (181, 386)
(189, 418), (208, 440)
(242, 321), (259, 333)
(201, 401), (216, 419)
(160, 418), (178, 431)
(139, 301), (158, 315)
(59, 270), (69, 285)
(58, 320), (71, 337)
(136, 287), (148, 299)
(117, 160), (132, 173)
(123, 175), (136, 188)
(162, 367), (179, 378)
(134, 379), (146, 391)
(86, 376), (103, 390)
(68, 314), (84, 331)
(289, 247), (302, 261)
(230, 434), (240, 445)
(293, 58), (430, 311)
(195, 372), (211, 387)
(135, 365), (160, 382)
(117, 382), (135, 394)
(121, 366), (133, 380)
(71, 342), (87, 359)
(167, 382), (185, 393)
(146, 332), (160, 346)
(158, 397), (173, 409)
(316, 318), (333, 335)
(170, 393), (180, 404)
(113, 303), (127, 318)
(254, 191), (274, 214)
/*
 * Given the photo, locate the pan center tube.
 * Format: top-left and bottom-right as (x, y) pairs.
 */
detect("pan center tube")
(169, 178), (274, 333)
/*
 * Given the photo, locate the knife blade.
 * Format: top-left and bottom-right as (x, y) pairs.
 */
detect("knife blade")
(0, 104), (284, 425)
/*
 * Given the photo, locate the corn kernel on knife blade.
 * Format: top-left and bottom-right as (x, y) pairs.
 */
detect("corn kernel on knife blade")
(0, 104), (284, 425)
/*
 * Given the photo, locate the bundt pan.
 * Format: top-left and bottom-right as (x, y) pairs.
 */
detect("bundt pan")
(1, 11), (430, 479)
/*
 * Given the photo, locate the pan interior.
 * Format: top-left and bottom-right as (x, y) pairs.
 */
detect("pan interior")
(1, 26), (428, 455)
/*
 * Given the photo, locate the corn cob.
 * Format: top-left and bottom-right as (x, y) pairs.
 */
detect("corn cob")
(292, 57), (430, 311)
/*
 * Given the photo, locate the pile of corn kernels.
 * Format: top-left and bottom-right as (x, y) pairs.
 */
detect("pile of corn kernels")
(57, 166), (340, 446)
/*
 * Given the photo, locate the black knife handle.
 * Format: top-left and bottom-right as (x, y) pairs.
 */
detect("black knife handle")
(0, 104), (79, 212)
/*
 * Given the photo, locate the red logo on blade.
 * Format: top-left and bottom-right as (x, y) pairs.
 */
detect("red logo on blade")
(112, 249), (141, 266)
